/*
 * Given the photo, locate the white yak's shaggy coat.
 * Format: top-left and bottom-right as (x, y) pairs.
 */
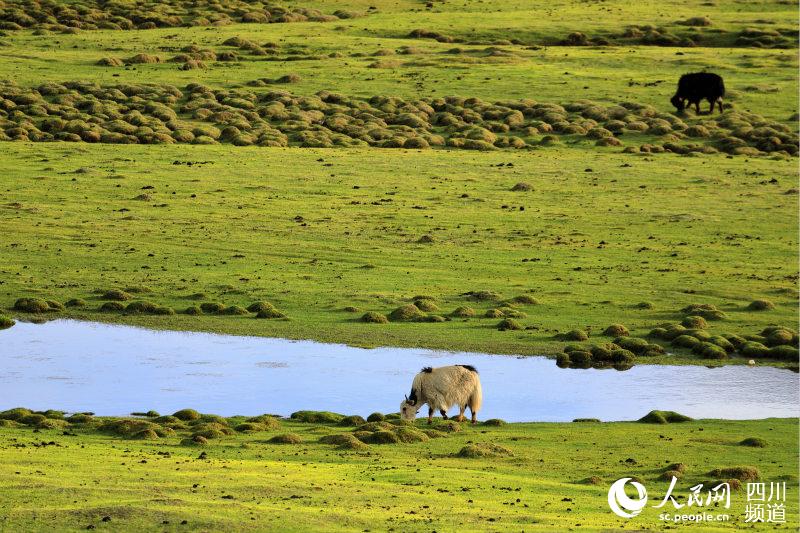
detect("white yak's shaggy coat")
(400, 365), (482, 423)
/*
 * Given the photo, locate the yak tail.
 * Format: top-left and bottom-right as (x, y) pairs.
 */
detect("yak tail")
(469, 378), (483, 414)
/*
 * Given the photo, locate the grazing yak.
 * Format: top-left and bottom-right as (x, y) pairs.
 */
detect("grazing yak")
(670, 72), (725, 115)
(400, 365), (482, 424)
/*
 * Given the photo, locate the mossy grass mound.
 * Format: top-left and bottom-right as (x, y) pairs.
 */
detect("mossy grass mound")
(483, 418), (506, 426)
(132, 428), (160, 440)
(338, 415), (367, 427)
(0, 315), (15, 329)
(457, 443), (513, 458)
(184, 305), (203, 315)
(366, 412), (385, 422)
(661, 324), (688, 340)
(463, 290), (501, 301)
(431, 420), (462, 433)
(681, 303), (727, 321)
(763, 327), (795, 347)
(568, 350), (592, 367)
(740, 341), (771, 358)
(706, 466), (760, 481)
(450, 306), (475, 318)
(247, 301), (278, 313)
(245, 415), (280, 429)
(769, 345), (799, 360)
(614, 337), (650, 354)
(66, 413), (93, 424)
(659, 469), (685, 481)
(388, 304), (424, 321)
(98, 418), (163, 437)
(638, 410), (693, 424)
(699, 343), (728, 359)
(13, 297), (57, 313)
(681, 315), (708, 329)
(234, 422), (269, 432)
(672, 334), (701, 349)
(573, 418), (601, 423)
(192, 414), (230, 426)
(0, 408), (33, 421)
(102, 289), (132, 301)
(748, 299), (775, 311)
(199, 302), (226, 314)
(256, 307), (286, 319)
(180, 435), (208, 446)
(708, 336), (735, 352)
(19, 413), (48, 426)
(99, 301), (125, 312)
(360, 311), (388, 323)
(65, 298), (87, 307)
(511, 295), (539, 305)
(354, 421), (396, 433)
(412, 298), (439, 312)
(290, 410), (344, 424)
(124, 300), (160, 314)
(603, 324), (629, 337)
(560, 329), (589, 341)
(361, 430), (401, 444)
(497, 318), (523, 331)
(394, 427), (429, 443)
(738, 437), (768, 447)
(422, 429), (449, 438)
(221, 305), (249, 315)
(648, 327), (668, 339)
(173, 408), (201, 421)
(497, 307), (526, 319)
(319, 433), (368, 449)
(192, 422), (235, 438)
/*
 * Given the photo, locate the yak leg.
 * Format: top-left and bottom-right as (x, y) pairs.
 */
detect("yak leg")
(455, 406), (466, 422)
(708, 98), (716, 114)
(439, 409), (449, 420)
(694, 101), (701, 115)
(427, 407), (434, 424)
(717, 98), (724, 114)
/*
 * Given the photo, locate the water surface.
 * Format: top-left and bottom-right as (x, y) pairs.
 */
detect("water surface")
(0, 320), (797, 422)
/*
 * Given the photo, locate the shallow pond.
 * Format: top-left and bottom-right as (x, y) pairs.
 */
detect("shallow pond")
(0, 320), (797, 422)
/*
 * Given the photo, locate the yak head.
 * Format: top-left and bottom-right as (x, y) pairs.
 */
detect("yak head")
(670, 94), (685, 112)
(400, 394), (419, 421)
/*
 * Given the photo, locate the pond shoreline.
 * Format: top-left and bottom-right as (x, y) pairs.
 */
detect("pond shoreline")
(4, 312), (795, 369)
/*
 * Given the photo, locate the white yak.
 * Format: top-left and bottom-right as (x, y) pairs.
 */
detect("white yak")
(399, 365), (482, 424)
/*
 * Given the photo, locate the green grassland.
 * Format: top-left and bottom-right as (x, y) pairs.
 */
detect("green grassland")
(0, 1), (797, 121)
(0, 0), (797, 367)
(1, 141), (797, 365)
(0, 410), (797, 532)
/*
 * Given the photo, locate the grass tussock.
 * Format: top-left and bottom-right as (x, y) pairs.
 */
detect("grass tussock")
(638, 410), (693, 424)
(0, 315), (15, 329)
(457, 443), (513, 458)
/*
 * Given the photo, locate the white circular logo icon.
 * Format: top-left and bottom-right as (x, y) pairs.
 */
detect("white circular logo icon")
(608, 478), (648, 518)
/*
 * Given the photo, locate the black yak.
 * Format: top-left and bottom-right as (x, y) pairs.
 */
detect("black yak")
(670, 72), (725, 114)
